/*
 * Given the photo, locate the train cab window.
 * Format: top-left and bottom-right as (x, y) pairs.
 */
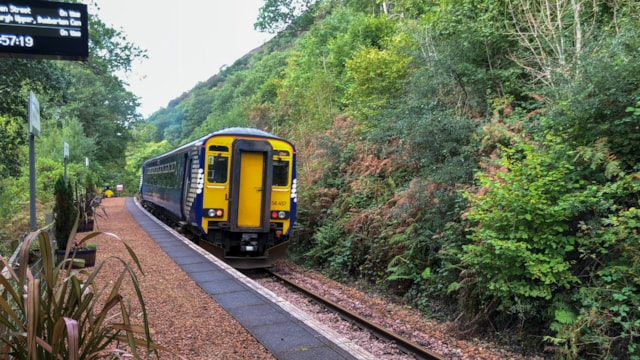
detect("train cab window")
(208, 155), (228, 183)
(273, 160), (289, 186)
(209, 145), (229, 152)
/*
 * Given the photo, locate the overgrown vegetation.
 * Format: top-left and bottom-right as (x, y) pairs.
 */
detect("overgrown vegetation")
(168, 2), (639, 357)
(0, 2), (145, 254)
(3, 0), (639, 358)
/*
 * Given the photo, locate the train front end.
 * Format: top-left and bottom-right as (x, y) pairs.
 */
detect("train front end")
(196, 128), (296, 268)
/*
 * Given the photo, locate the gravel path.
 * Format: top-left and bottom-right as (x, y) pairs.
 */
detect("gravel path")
(86, 197), (273, 360)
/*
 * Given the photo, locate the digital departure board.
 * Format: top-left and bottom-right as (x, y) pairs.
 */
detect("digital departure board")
(0, 0), (88, 60)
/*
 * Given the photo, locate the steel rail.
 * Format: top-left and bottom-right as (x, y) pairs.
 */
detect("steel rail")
(266, 270), (446, 360)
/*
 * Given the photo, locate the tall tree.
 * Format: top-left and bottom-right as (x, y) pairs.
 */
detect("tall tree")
(60, 64), (138, 168)
(255, 0), (317, 33)
(0, 8), (146, 177)
(0, 60), (67, 177)
(56, 9), (146, 169)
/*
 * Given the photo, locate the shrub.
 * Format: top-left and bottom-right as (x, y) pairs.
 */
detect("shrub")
(547, 183), (640, 359)
(456, 135), (585, 337)
(458, 129), (640, 358)
(53, 176), (77, 251)
(0, 228), (172, 359)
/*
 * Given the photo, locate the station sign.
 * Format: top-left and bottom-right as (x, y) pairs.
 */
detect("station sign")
(0, 0), (88, 60)
(28, 91), (40, 136)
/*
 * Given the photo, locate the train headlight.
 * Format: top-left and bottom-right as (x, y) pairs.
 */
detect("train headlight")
(206, 208), (224, 218)
(270, 210), (289, 219)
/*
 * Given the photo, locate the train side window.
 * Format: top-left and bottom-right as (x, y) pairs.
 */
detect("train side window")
(273, 160), (289, 186)
(208, 155), (228, 183)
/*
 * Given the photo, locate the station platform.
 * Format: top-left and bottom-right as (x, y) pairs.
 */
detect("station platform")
(125, 198), (374, 360)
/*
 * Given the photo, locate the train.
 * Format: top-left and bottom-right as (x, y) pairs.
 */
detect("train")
(139, 127), (297, 269)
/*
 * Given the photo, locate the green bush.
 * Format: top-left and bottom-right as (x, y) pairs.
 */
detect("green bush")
(458, 130), (640, 358)
(549, 181), (640, 359)
(461, 139), (581, 306)
(304, 220), (353, 279)
(53, 176), (77, 251)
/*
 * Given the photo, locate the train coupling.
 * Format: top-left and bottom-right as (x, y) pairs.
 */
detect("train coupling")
(240, 233), (259, 252)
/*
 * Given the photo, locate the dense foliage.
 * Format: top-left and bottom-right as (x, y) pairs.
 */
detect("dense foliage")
(3, 0), (639, 358)
(141, 1), (639, 358)
(0, 2), (146, 249)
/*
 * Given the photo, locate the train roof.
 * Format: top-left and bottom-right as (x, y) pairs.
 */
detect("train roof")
(210, 127), (287, 140)
(142, 127), (294, 165)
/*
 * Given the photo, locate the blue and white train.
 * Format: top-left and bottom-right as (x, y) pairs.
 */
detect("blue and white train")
(140, 127), (297, 268)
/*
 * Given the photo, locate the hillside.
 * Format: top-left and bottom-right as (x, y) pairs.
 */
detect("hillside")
(133, 1), (640, 358)
(1, 0), (636, 357)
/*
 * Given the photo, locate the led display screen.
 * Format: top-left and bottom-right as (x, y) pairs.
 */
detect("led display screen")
(0, 0), (88, 60)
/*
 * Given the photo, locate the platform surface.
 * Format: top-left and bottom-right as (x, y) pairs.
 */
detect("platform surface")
(126, 198), (374, 360)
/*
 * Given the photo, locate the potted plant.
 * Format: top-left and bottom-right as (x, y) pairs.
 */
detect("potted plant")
(77, 195), (95, 232)
(77, 171), (98, 232)
(53, 175), (77, 252)
(53, 175), (98, 268)
(71, 239), (98, 268)
(1, 226), (171, 358)
(88, 194), (109, 229)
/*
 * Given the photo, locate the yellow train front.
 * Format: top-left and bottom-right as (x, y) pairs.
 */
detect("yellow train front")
(140, 127), (297, 269)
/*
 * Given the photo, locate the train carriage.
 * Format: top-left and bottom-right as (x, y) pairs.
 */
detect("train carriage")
(140, 127), (296, 268)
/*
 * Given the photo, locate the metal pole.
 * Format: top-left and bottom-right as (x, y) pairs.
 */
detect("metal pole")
(27, 91), (40, 231)
(29, 133), (37, 230)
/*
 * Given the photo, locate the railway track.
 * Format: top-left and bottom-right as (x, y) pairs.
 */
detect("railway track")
(263, 269), (446, 360)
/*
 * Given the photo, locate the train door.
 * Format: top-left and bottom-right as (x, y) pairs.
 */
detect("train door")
(229, 139), (273, 232)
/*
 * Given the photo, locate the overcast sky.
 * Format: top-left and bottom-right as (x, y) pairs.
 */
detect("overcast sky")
(93, 0), (272, 118)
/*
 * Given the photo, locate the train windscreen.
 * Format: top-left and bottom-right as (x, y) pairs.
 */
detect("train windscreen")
(273, 160), (289, 186)
(208, 156), (228, 183)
